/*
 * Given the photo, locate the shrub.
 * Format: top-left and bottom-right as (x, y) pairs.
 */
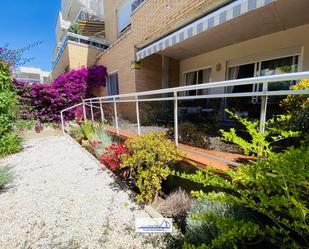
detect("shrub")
(92, 126), (116, 157)
(100, 143), (129, 171)
(0, 132), (22, 156)
(281, 79), (309, 112)
(12, 80), (35, 120)
(178, 146), (309, 248)
(220, 110), (299, 159)
(68, 23), (81, 34)
(140, 102), (173, 126)
(68, 124), (85, 143)
(0, 166), (13, 189)
(168, 122), (211, 149)
(0, 61), (21, 157)
(14, 65), (107, 123)
(80, 121), (95, 141)
(15, 119), (36, 131)
(121, 132), (184, 203)
(185, 198), (256, 248)
(155, 188), (192, 218)
(280, 80), (309, 138)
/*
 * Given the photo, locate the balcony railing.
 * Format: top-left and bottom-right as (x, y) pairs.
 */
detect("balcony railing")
(131, 0), (146, 13)
(75, 8), (103, 22)
(52, 32), (110, 70)
(60, 72), (309, 166)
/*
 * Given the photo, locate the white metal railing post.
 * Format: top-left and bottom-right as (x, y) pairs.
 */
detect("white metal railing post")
(83, 100), (87, 121)
(60, 111), (65, 134)
(99, 98), (105, 123)
(259, 82), (268, 133)
(135, 96), (141, 135)
(174, 91), (179, 145)
(90, 99), (94, 122)
(113, 97), (119, 135)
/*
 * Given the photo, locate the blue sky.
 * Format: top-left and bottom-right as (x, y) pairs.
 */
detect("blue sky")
(0, 0), (60, 71)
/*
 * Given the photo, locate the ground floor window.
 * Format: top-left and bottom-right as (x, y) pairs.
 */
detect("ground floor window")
(107, 72), (119, 96)
(184, 68), (211, 96)
(224, 55), (299, 119)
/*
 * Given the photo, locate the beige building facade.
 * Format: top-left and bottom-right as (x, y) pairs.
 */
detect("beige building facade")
(52, 0), (309, 119)
(51, 0), (109, 80)
(93, 0), (309, 120)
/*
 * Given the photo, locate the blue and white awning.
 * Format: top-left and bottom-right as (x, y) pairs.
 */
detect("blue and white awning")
(136, 0), (275, 61)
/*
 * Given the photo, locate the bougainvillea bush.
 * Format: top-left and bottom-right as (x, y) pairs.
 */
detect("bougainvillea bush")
(14, 65), (107, 123)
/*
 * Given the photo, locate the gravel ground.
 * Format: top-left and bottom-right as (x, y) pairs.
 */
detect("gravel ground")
(0, 135), (171, 249)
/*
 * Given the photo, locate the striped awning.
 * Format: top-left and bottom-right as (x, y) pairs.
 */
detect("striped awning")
(136, 0), (275, 61)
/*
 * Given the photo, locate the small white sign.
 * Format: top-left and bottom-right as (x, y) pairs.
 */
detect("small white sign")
(135, 218), (173, 233)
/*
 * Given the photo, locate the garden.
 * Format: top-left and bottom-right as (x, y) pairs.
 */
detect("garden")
(64, 78), (308, 248)
(1, 46), (309, 249)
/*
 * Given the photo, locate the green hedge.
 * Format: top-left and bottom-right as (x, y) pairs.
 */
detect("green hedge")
(0, 61), (21, 157)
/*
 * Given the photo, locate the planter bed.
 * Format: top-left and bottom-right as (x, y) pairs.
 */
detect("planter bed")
(105, 127), (251, 171)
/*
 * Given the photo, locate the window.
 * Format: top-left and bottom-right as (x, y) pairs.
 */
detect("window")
(117, 0), (131, 34)
(184, 68), (212, 96)
(225, 55), (299, 120)
(107, 72), (119, 96)
(227, 55), (299, 97)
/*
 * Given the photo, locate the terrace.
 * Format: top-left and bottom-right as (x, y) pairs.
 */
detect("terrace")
(61, 71), (309, 170)
(2, 46), (309, 248)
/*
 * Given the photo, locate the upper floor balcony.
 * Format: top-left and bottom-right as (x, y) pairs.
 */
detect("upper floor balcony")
(55, 11), (71, 45)
(56, 0), (105, 50)
(61, 0), (104, 22)
(52, 32), (110, 70)
(131, 0), (146, 13)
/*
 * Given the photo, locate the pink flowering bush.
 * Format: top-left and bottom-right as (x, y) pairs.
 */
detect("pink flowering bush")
(14, 65), (107, 123)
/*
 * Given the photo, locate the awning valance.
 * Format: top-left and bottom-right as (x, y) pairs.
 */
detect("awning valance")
(136, 0), (275, 61)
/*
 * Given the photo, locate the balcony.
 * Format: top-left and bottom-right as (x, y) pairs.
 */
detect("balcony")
(52, 32), (110, 70)
(61, 0), (104, 22)
(55, 11), (71, 44)
(131, 0), (146, 13)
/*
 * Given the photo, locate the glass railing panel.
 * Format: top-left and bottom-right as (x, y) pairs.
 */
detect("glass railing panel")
(131, 0), (145, 13)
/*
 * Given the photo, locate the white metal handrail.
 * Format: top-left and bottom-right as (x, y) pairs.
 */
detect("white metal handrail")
(61, 72), (309, 166)
(84, 71), (309, 101)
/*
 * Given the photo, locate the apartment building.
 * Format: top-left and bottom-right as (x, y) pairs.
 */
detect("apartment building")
(51, 0), (110, 79)
(14, 66), (50, 84)
(94, 0), (309, 121)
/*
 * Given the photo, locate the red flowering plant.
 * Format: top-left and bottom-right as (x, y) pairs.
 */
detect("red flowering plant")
(100, 143), (130, 174)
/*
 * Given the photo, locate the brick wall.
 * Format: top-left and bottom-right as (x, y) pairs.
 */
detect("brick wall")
(68, 43), (100, 69)
(104, 0), (130, 43)
(96, 30), (137, 120)
(98, 0), (228, 90)
(97, 30), (136, 94)
(135, 54), (162, 92)
(131, 0), (231, 48)
(51, 43), (102, 80)
(96, 0), (228, 119)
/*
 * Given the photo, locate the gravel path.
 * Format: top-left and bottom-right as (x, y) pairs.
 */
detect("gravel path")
(0, 135), (170, 249)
